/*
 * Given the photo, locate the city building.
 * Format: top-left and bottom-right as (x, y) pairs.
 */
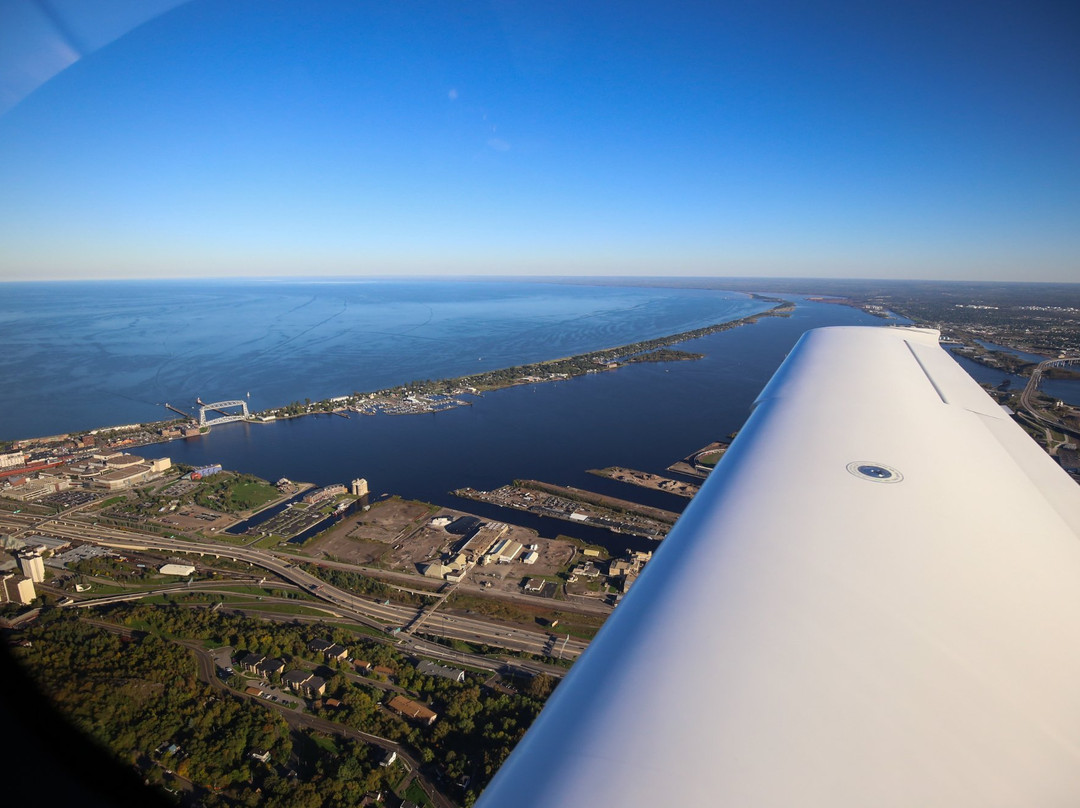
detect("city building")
(351, 477), (369, 498)
(416, 660), (466, 683)
(1, 573), (35, 605)
(237, 653), (285, 677)
(238, 652), (266, 673)
(282, 670), (327, 698)
(304, 484), (347, 504)
(2, 475), (71, 501)
(92, 459), (167, 490)
(93, 451), (143, 468)
(17, 548), (45, 583)
(308, 638), (349, 661)
(258, 658), (285, 677)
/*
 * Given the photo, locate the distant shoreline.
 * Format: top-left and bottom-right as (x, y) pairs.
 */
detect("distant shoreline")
(6, 295), (793, 450)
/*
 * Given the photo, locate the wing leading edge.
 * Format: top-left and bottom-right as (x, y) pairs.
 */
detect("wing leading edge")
(476, 325), (1080, 807)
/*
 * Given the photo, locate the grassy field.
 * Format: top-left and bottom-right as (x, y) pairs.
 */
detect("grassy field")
(446, 593), (605, 640)
(232, 602), (340, 617)
(311, 734), (341, 756)
(400, 779), (433, 808)
(229, 481), (280, 510)
(697, 451), (722, 467)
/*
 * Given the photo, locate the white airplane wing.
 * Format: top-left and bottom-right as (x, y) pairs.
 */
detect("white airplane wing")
(477, 325), (1080, 807)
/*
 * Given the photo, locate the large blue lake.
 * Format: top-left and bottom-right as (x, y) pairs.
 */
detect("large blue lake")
(14, 279), (1067, 550)
(2, 279), (770, 440)
(125, 288), (885, 547)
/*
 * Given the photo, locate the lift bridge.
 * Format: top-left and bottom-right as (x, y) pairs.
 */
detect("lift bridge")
(198, 399), (250, 427)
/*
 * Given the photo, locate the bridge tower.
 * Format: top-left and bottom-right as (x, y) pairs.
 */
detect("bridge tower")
(198, 399), (250, 427)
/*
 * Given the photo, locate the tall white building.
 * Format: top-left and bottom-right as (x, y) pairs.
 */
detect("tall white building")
(17, 549), (45, 583)
(1, 573), (35, 605)
(351, 478), (369, 497)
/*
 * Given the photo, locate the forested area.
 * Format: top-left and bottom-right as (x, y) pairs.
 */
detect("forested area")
(299, 563), (437, 607)
(10, 603), (556, 805)
(10, 612), (341, 805)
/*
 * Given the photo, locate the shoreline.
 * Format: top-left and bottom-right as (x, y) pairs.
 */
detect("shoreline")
(5, 295), (793, 452)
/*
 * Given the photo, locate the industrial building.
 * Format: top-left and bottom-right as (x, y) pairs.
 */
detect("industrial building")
(0, 451), (27, 469)
(482, 537), (523, 565)
(159, 563), (196, 576)
(457, 521), (508, 561)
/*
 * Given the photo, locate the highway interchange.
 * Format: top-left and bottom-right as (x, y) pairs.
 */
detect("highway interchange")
(0, 509), (589, 676)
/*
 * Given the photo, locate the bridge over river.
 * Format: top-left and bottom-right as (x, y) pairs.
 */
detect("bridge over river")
(198, 399), (250, 427)
(1020, 357), (1080, 440)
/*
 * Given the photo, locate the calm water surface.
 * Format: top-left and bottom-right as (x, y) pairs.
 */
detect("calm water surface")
(2, 279), (769, 439)
(135, 296), (883, 549)
(15, 281), (1050, 551)
(948, 350), (1080, 407)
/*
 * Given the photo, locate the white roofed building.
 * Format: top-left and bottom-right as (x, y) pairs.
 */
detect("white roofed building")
(159, 563), (196, 576)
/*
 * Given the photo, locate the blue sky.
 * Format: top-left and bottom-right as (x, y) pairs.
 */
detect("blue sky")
(0, 0), (1077, 281)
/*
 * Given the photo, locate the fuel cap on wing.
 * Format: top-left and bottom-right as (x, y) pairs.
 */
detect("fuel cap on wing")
(847, 461), (903, 483)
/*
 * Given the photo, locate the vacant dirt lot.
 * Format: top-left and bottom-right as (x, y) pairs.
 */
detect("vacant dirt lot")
(305, 498), (491, 572)
(152, 504), (236, 533)
(302, 497), (576, 584)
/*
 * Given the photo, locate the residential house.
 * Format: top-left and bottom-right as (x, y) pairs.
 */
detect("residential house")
(387, 695), (437, 726)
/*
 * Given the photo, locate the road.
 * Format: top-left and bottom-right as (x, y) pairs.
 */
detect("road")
(11, 512), (589, 667)
(293, 547), (615, 618)
(1020, 357), (1080, 440)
